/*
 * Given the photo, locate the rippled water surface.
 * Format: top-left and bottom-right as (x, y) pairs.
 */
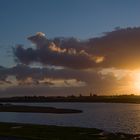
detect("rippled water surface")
(0, 102), (140, 134)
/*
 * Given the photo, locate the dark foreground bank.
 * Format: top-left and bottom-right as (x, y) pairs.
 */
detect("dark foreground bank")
(0, 104), (82, 114)
(0, 122), (139, 140)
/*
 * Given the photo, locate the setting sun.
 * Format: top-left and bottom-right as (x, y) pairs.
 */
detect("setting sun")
(2, 0), (140, 139)
(133, 72), (140, 91)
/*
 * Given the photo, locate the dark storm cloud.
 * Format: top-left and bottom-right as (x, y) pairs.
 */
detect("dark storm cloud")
(14, 27), (140, 69)
(14, 32), (104, 69)
(87, 27), (140, 69)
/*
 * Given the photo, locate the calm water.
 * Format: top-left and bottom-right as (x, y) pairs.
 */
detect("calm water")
(0, 102), (140, 134)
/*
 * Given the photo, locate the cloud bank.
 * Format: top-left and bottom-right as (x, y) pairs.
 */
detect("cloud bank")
(1, 27), (140, 96)
(14, 27), (140, 69)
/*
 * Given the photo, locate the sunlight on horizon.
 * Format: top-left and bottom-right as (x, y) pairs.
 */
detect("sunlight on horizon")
(133, 72), (140, 93)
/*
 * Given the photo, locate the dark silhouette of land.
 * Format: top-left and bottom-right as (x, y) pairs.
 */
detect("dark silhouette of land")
(0, 122), (139, 140)
(0, 95), (140, 139)
(0, 94), (140, 104)
(0, 104), (82, 114)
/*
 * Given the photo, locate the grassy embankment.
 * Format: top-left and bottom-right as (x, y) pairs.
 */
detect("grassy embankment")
(0, 122), (139, 140)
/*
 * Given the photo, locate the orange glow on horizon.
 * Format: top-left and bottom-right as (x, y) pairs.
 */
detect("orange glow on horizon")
(132, 72), (140, 92)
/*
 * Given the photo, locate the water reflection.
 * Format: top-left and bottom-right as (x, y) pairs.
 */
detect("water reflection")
(0, 103), (140, 134)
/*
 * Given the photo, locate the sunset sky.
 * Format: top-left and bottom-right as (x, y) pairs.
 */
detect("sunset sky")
(1, 0), (140, 97)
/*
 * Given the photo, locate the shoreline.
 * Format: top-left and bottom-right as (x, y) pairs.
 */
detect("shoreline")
(0, 104), (82, 114)
(0, 122), (139, 140)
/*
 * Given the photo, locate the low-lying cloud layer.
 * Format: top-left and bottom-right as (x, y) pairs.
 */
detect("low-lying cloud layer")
(0, 64), (135, 96)
(0, 64), (104, 86)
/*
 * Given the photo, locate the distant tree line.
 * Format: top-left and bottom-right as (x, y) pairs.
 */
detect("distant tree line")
(0, 94), (139, 103)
